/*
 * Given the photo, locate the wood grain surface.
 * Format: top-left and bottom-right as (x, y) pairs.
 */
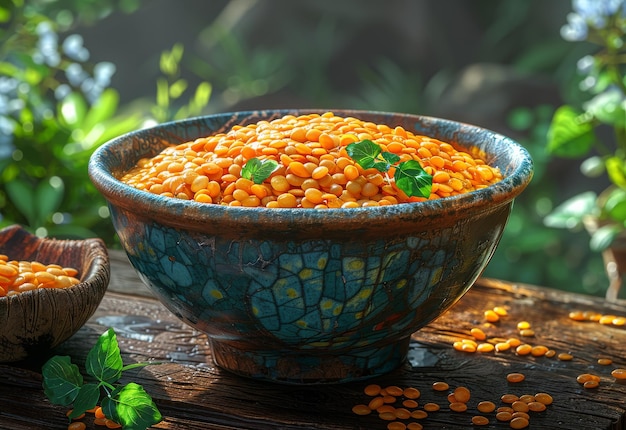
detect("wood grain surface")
(1, 250), (625, 430)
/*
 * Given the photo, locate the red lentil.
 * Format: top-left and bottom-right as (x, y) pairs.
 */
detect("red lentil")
(67, 423), (86, 430)
(477, 401), (496, 413)
(597, 358), (613, 366)
(506, 373), (525, 383)
(449, 402), (468, 412)
(557, 352), (573, 361)
(407, 423), (423, 430)
(403, 387), (421, 399)
(534, 392), (553, 405)
(351, 404), (371, 415)
(576, 373), (600, 384)
(432, 381), (449, 391)
(484, 309), (500, 323)
(511, 401), (529, 413)
(387, 422), (407, 430)
(496, 411), (513, 422)
(453, 386), (471, 403)
(612, 368), (626, 380)
(364, 385), (380, 396)
(121, 112), (502, 208)
(423, 402), (441, 412)
(0, 255), (80, 297)
(471, 415), (490, 425)
(528, 401), (547, 412)
(510, 416), (530, 429)
(518, 394), (535, 403)
(470, 327), (487, 341)
(411, 409), (428, 419)
(512, 411), (530, 420)
(402, 399), (419, 408)
(501, 394), (519, 404)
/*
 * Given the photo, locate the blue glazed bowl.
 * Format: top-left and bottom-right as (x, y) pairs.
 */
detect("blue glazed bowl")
(89, 109), (533, 383)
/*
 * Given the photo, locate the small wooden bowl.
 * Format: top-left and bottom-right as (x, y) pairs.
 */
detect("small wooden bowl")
(0, 225), (110, 362)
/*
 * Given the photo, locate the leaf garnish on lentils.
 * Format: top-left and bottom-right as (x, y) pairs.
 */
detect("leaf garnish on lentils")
(346, 139), (432, 198)
(241, 158), (279, 184)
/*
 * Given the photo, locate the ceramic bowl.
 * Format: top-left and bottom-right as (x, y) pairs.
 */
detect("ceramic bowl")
(0, 225), (110, 362)
(89, 109), (533, 383)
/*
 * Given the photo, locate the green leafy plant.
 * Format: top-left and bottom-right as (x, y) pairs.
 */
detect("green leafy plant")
(544, 1), (626, 252)
(0, 1), (145, 240)
(42, 328), (162, 430)
(241, 158), (278, 184)
(151, 43), (212, 123)
(346, 139), (432, 198)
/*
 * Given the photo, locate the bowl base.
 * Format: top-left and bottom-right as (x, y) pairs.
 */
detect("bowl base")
(209, 337), (410, 384)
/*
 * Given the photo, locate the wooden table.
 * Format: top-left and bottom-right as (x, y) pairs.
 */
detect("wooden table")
(2, 250), (626, 430)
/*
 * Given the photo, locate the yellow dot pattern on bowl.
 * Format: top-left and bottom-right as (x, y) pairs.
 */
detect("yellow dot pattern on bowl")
(120, 112), (503, 208)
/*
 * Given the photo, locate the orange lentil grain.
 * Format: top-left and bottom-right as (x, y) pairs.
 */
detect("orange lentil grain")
(68, 423), (87, 430)
(403, 387), (421, 399)
(519, 329), (535, 337)
(515, 344), (532, 356)
(402, 399), (419, 409)
(423, 402), (440, 412)
(509, 416), (530, 429)
(597, 358), (613, 366)
(364, 384), (382, 396)
(511, 401), (529, 413)
(368, 397), (385, 410)
(612, 368), (626, 380)
(387, 422), (407, 430)
(511, 412), (530, 420)
(530, 345), (549, 357)
(528, 401), (547, 412)
(454, 386), (471, 403)
(407, 423), (423, 430)
(352, 404), (371, 415)
(501, 394), (519, 404)
(544, 349), (557, 358)
(377, 405), (396, 414)
(507, 373), (525, 383)
(385, 385), (404, 397)
(470, 327), (487, 340)
(493, 306), (508, 316)
(577, 373), (600, 384)
(534, 392), (553, 405)
(557, 352), (573, 361)
(518, 394), (535, 403)
(449, 402), (468, 412)
(496, 411), (513, 422)
(584, 380), (600, 389)
(484, 310), (500, 323)
(471, 415), (490, 426)
(411, 409), (428, 419)
(477, 401), (496, 413)
(477, 343), (495, 353)
(432, 381), (449, 391)
(379, 411), (397, 421)
(516, 321), (531, 330)
(394, 408), (411, 419)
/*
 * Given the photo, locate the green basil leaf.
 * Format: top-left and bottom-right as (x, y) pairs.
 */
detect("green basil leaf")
(102, 383), (162, 430)
(346, 140), (382, 170)
(69, 383), (101, 419)
(394, 160), (432, 198)
(381, 152), (400, 165)
(85, 328), (123, 384)
(42, 356), (83, 406)
(241, 158), (278, 184)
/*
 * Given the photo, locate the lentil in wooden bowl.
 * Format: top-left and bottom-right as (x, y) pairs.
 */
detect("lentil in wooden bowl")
(0, 224), (110, 362)
(88, 109), (533, 383)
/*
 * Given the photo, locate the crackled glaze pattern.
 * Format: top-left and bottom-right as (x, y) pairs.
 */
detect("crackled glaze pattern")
(90, 109), (533, 383)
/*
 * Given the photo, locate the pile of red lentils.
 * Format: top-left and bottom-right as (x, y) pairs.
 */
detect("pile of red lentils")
(0, 254), (80, 297)
(120, 112), (503, 208)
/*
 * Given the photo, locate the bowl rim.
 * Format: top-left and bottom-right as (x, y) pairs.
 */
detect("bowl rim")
(88, 109), (534, 227)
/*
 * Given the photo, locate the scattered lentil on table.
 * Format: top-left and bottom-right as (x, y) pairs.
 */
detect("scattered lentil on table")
(120, 112), (503, 208)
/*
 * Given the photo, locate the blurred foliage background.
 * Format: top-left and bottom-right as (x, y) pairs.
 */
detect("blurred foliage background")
(0, 0), (620, 299)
